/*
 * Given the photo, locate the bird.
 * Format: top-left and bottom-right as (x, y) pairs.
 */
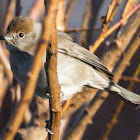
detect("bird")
(0, 16), (140, 106)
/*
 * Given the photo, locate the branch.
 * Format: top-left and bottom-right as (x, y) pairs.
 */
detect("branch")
(113, 27), (140, 82)
(120, 75), (140, 83)
(90, 4), (140, 53)
(44, 1), (61, 140)
(0, 43), (13, 84)
(1, 0), (60, 139)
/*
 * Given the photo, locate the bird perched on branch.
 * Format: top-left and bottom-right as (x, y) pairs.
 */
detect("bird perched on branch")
(0, 16), (140, 106)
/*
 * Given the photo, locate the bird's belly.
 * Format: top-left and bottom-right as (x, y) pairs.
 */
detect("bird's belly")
(9, 51), (110, 102)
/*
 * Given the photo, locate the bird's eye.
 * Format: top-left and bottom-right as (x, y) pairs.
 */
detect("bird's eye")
(19, 33), (25, 38)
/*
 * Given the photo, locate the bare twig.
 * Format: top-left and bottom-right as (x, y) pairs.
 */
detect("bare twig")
(90, 4), (140, 53)
(62, 98), (71, 117)
(106, 0), (116, 22)
(104, 0), (122, 30)
(120, 75), (140, 83)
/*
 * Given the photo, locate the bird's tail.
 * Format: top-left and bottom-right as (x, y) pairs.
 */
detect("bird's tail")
(108, 83), (140, 106)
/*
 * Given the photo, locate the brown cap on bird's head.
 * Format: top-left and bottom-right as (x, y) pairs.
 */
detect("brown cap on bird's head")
(6, 16), (34, 34)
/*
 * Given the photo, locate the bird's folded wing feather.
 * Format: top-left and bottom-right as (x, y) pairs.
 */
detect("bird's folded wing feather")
(57, 30), (113, 77)
(58, 44), (113, 77)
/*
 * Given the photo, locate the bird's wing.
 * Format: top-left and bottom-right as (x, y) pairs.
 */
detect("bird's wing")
(58, 43), (113, 78)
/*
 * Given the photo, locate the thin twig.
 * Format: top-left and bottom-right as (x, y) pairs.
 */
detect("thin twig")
(120, 75), (140, 83)
(90, 4), (140, 53)
(104, 0), (122, 30)
(106, 0), (116, 22)
(29, 0), (44, 21)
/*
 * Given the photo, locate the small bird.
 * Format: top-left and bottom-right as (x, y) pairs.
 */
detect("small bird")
(0, 16), (140, 106)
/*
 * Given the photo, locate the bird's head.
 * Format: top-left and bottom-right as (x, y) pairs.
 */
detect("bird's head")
(0, 16), (42, 54)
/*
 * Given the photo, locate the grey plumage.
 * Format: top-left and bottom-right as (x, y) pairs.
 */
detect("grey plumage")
(0, 16), (140, 106)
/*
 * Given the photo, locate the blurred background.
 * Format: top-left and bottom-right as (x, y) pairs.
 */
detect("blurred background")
(0, 0), (140, 140)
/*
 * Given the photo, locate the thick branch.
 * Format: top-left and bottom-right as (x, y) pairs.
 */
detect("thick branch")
(44, 1), (61, 140)
(1, 0), (60, 139)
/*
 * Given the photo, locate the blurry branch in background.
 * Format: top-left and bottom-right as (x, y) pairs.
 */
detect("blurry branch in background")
(0, 43), (13, 84)
(64, 0), (76, 28)
(15, 0), (21, 16)
(62, 3), (140, 140)
(104, 0), (122, 30)
(101, 27), (140, 140)
(3, 0), (16, 34)
(0, 43), (13, 111)
(120, 75), (140, 83)
(56, 0), (66, 30)
(90, 3), (140, 53)
(29, 0), (44, 21)
(122, 0), (137, 17)
(80, 0), (91, 47)
(113, 28), (140, 82)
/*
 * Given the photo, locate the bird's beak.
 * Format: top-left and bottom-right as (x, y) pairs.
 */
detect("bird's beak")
(0, 36), (5, 40)
(0, 36), (13, 41)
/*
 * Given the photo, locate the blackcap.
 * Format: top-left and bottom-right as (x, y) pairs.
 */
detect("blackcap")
(0, 16), (140, 105)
